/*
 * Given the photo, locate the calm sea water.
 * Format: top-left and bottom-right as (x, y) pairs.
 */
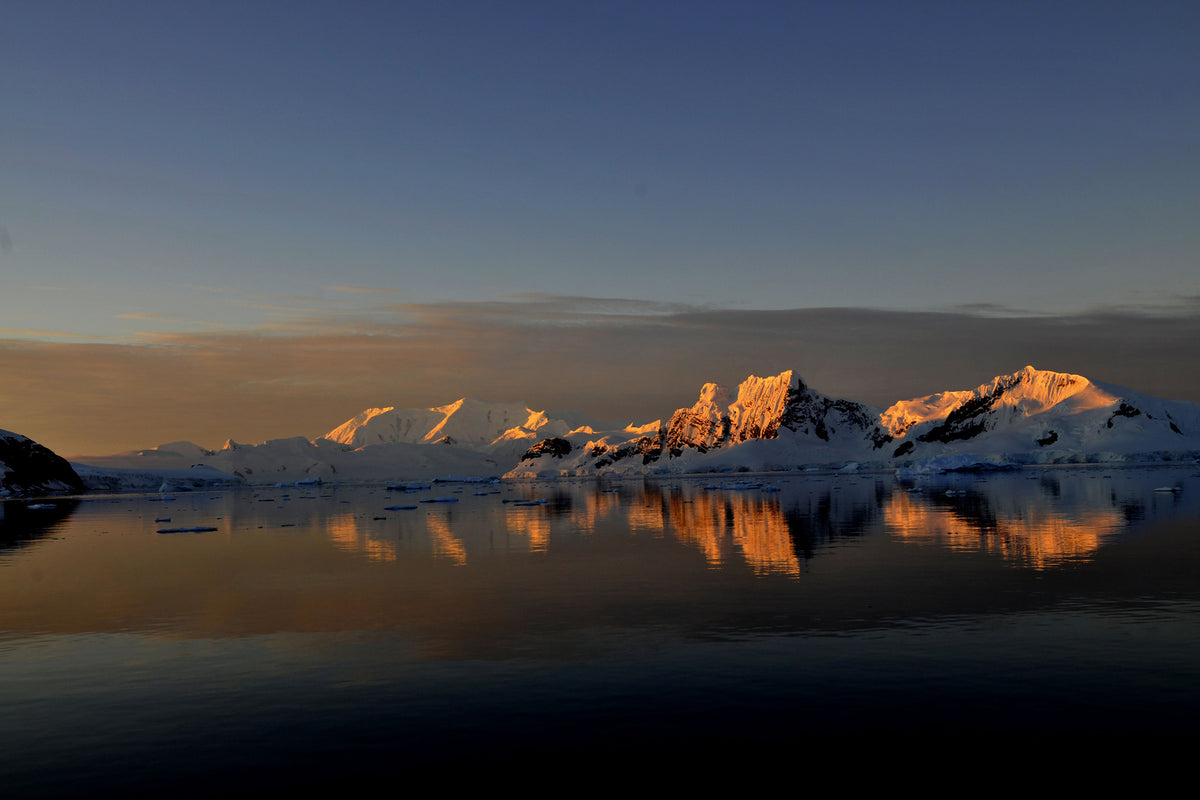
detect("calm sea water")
(2, 466), (1199, 794)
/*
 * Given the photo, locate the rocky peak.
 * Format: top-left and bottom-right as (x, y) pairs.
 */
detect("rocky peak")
(663, 372), (793, 452)
(659, 370), (888, 455)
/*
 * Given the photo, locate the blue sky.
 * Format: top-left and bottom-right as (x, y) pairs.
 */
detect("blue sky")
(3, 1), (1200, 452)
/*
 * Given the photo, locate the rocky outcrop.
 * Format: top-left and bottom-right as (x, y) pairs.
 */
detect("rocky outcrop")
(520, 437), (572, 461)
(0, 429), (85, 496)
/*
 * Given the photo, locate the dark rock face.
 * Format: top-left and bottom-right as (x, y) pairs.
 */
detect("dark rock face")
(780, 380), (891, 448)
(1037, 430), (1059, 446)
(608, 434), (664, 466)
(1106, 403), (1142, 429)
(0, 431), (85, 496)
(917, 389), (998, 444)
(520, 437), (572, 461)
(663, 412), (730, 451)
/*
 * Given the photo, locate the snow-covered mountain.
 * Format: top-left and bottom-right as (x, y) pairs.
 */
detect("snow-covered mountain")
(70, 366), (1200, 488)
(508, 366), (1200, 477)
(320, 398), (577, 452)
(72, 399), (591, 487)
(879, 365), (1200, 463)
(0, 429), (84, 496)
(506, 370), (892, 477)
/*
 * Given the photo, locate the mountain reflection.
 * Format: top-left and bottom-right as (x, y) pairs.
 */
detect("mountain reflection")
(314, 468), (1195, 574)
(327, 510), (399, 563)
(884, 469), (1196, 568)
(883, 491), (1118, 568)
(0, 500), (80, 555)
(663, 490), (799, 577)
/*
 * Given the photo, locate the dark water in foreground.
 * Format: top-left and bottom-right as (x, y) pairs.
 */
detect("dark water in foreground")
(2, 466), (1199, 794)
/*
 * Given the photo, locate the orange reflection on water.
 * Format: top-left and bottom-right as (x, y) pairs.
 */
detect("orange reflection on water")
(504, 506), (551, 552)
(728, 496), (800, 578)
(666, 492), (728, 568)
(426, 513), (468, 565)
(626, 494), (668, 534)
(326, 512), (398, 562)
(884, 490), (1120, 569)
(665, 490), (800, 578)
(563, 490), (625, 535)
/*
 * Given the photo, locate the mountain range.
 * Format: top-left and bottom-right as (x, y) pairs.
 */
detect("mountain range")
(51, 365), (1199, 490)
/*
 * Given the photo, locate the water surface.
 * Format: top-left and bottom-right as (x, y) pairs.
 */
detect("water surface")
(2, 466), (1198, 793)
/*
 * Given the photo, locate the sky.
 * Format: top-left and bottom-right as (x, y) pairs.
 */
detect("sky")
(2, 1), (1199, 456)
